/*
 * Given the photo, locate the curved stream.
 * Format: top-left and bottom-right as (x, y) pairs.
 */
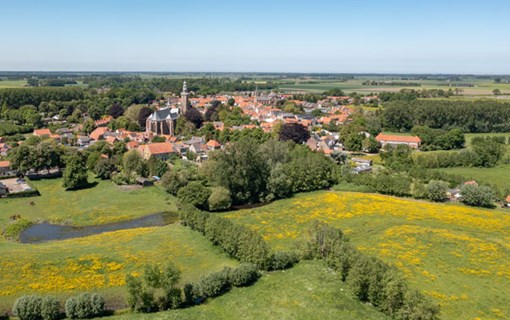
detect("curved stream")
(19, 212), (178, 244)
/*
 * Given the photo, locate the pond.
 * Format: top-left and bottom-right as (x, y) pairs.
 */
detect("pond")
(19, 212), (178, 244)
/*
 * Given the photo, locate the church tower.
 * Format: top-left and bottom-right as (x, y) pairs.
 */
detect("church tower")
(181, 81), (190, 114)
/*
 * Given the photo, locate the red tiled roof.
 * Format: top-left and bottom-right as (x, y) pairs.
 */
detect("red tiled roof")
(506, 195), (510, 203)
(126, 141), (139, 149)
(90, 127), (109, 141)
(0, 161), (10, 168)
(206, 140), (221, 148)
(375, 133), (421, 144)
(146, 142), (175, 155)
(33, 129), (51, 136)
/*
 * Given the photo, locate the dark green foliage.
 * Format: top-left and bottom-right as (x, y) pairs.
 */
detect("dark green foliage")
(12, 295), (42, 320)
(62, 153), (88, 190)
(397, 290), (440, 320)
(180, 205), (272, 268)
(197, 269), (231, 298)
(383, 99), (510, 133)
(381, 144), (413, 171)
(125, 262), (182, 313)
(227, 263), (260, 287)
(269, 251), (300, 270)
(411, 126), (465, 151)
(184, 108), (204, 129)
(64, 293), (105, 319)
(208, 139), (269, 204)
(470, 137), (506, 167)
(0, 87), (84, 109)
(177, 182), (211, 210)
(460, 184), (495, 208)
(355, 171), (412, 197)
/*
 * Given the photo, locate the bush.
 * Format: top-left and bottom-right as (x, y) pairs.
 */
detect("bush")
(40, 296), (60, 320)
(177, 181), (211, 210)
(12, 295), (42, 320)
(207, 187), (232, 211)
(426, 180), (449, 202)
(228, 264), (260, 287)
(269, 251), (300, 270)
(460, 184), (495, 208)
(65, 293), (105, 319)
(197, 269), (231, 298)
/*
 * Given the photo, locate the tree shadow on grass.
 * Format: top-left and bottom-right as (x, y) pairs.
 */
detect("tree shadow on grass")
(65, 181), (99, 191)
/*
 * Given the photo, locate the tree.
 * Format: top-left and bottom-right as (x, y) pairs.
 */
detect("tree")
(426, 180), (449, 202)
(95, 158), (116, 180)
(108, 103), (124, 119)
(460, 184), (495, 208)
(12, 295), (42, 320)
(311, 109), (324, 117)
(177, 181), (211, 210)
(138, 106), (153, 128)
(362, 136), (380, 153)
(207, 139), (269, 204)
(62, 153), (88, 190)
(493, 89), (501, 96)
(208, 187), (232, 211)
(123, 149), (146, 177)
(184, 108), (204, 129)
(343, 132), (364, 152)
(471, 137), (505, 167)
(147, 157), (168, 177)
(279, 123), (310, 144)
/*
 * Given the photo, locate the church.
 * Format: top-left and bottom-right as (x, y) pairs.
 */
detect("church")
(146, 82), (190, 136)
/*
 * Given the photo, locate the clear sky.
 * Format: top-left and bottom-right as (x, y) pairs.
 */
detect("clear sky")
(1, 0), (509, 73)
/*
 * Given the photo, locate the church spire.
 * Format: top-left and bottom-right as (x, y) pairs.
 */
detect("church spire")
(181, 81), (190, 114)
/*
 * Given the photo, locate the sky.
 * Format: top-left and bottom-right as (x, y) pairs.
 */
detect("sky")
(1, 0), (509, 74)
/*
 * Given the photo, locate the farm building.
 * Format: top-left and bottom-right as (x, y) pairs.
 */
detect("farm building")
(376, 133), (421, 149)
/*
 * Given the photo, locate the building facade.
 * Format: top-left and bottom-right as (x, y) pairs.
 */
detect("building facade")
(146, 82), (190, 136)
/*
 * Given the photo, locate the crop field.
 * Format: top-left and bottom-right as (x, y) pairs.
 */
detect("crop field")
(0, 223), (238, 313)
(277, 78), (510, 96)
(0, 79), (27, 88)
(0, 177), (177, 227)
(222, 191), (510, 319)
(113, 261), (388, 320)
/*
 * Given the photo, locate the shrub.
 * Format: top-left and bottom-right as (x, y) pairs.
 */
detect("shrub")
(269, 251), (300, 270)
(426, 180), (449, 202)
(177, 181), (211, 210)
(65, 293), (105, 319)
(197, 269), (231, 298)
(460, 184), (495, 208)
(228, 264), (260, 287)
(40, 296), (60, 320)
(12, 295), (42, 320)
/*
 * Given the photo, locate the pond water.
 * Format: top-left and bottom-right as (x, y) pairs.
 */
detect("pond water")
(19, 212), (178, 244)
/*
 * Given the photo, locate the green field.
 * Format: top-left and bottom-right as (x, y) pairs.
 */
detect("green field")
(0, 177), (177, 227)
(0, 80), (27, 88)
(113, 261), (388, 320)
(277, 78), (510, 96)
(0, 224), (238, 313)
(222, 191), (510, 320)
(439, 164), (510, 194)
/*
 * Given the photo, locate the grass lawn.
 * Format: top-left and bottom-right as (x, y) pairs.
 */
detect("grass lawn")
(0, 177), (177, 227)
(222, 191), (510, 320)
(0, 224), (238, 313)
(439, 164), (510, 193)
(112, 261), (388, 320)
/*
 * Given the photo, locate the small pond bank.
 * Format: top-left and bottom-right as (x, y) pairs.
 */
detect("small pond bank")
(19, 212), (178, 244)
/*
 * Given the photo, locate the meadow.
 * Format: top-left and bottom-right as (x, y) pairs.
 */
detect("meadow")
(0, 80), (27, 88)
(439, 164), (510, 194)
(222, 191), (510, 320)
(0, 224), (238, 313)
(277, 78), (510, 96)
(0, 177), (177, 227)
(113, 261), (389, 320)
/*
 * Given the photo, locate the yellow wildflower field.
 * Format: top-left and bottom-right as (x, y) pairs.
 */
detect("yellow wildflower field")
(0, 224), (237, 312)
(223, 191), (510, 320)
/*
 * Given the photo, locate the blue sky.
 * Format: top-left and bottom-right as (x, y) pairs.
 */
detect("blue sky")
(1, 0), (509, 73)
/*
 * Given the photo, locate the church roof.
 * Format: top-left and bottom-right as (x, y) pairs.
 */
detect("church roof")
(149, 107), (179, 121)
